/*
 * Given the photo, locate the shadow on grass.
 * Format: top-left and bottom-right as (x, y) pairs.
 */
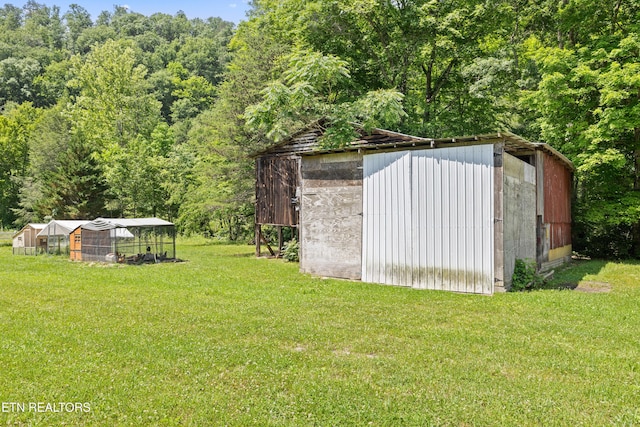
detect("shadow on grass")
(217, 252), (255, 258)
(543, 258), (609, 290)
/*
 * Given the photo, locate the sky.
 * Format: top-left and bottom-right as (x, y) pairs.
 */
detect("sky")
(13, 0), (253, 24)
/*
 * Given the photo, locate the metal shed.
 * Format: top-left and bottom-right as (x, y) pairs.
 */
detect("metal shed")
(12, 223), (47, 255)
(255, 123), (574, 294)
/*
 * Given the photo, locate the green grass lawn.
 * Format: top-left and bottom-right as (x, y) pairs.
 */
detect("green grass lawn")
(1, 240), (639, 426)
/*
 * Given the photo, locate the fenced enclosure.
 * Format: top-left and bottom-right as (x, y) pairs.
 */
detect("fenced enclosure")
(78, 218), (176, 263)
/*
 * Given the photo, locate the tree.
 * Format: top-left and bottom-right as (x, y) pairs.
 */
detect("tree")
(0, 57), (41, 104)
(0, 102), (41, 227)
(249, 0), (522, 138)
(65, 39), (165, 216)
(68, 38), (160, 148)
(526, 0), (640, 257)
(245, 48), (406, 147)
(14, 106), (108, 223)
(63, 4), (93, 53)
(173, 14), (288, 237)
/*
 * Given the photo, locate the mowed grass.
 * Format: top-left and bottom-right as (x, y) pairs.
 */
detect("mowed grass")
(1, 240), (639, 426)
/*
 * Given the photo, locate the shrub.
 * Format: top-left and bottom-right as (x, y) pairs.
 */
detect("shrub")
(510, 259), (544, 291)
(281, 238), (299, 262)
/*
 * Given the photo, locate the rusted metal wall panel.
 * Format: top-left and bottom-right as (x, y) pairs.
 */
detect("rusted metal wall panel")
(255, 156), (300, 226)
(362, 145), (494, 294)
(300, 153), (363, 280)
(543, 153), (572, 250)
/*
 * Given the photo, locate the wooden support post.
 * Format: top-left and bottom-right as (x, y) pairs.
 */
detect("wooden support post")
(257, 226), (275, 257)
(277, 226), (283, 257)
(255, 224), (261, 257)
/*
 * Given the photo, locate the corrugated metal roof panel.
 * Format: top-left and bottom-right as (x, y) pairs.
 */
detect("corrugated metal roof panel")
(256, 124), (574, 172)
(81, 218), (174, 231)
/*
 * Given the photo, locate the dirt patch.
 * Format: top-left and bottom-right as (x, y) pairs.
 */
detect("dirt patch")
(553, 282), (578, 290)
(550, 281), (612, 293)
(574, 281), (612, 293)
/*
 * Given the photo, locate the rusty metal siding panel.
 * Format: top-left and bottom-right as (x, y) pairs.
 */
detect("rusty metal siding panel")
(362, 145), (494, 294)
(255, 156), (300, 226)
(543, 153), (572, 249)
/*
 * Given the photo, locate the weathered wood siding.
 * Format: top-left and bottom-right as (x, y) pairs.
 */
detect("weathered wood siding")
(255, 156), (300, 226)
(300, 153), (363, 280)
(12, 225), (46, 255)
(362, 145), (494, 294)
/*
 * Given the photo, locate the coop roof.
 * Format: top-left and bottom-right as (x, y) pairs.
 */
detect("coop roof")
(81, 217), (174, 231)
(37, 220), (90, 237)
(13, 223), (47, 238)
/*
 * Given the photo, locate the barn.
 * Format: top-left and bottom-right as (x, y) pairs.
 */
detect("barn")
(255, 122), (573, 294)
(12, 223), (48, 255)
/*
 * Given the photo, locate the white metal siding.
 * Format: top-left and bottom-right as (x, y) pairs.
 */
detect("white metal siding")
(362, 145), (495, 294)
(362, 152), (411, 286)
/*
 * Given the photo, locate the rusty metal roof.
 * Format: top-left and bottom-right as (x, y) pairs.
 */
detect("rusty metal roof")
(255, 123), (574, 171)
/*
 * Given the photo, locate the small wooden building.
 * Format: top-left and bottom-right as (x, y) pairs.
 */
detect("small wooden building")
(69, 226), (83, 261)
(255, 122), (573, 294)
(37, 220), (90, 255)
(12, 223), (47, 255)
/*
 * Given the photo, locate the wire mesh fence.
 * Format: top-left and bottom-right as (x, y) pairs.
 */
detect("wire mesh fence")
(80, 226), (176, 263)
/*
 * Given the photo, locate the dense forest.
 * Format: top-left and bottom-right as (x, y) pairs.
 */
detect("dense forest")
(0, 0), (639, 257)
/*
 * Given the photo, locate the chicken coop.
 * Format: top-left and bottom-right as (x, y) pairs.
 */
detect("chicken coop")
(73, 218), (176, 263)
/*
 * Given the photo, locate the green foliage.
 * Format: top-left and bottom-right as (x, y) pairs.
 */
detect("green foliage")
(0, 5), (236, 232)
(281, 238), (299, 262)
(14, 105), (107, 222)
(349, 89), (407, 132)
(0, 102), (41, 227)
(2, 0), (640, 251)
(245, 47), (407, 147)
(0, 57), (41, 105)
(171, 17), (287, 237)
(526, 6), (640, 257)
(510, 259), (545, 292)
(68, 38), (161, 148)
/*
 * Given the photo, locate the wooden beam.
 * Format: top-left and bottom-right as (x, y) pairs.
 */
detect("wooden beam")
(255, 224), (261, 257)
(258, 227), (275, 256)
